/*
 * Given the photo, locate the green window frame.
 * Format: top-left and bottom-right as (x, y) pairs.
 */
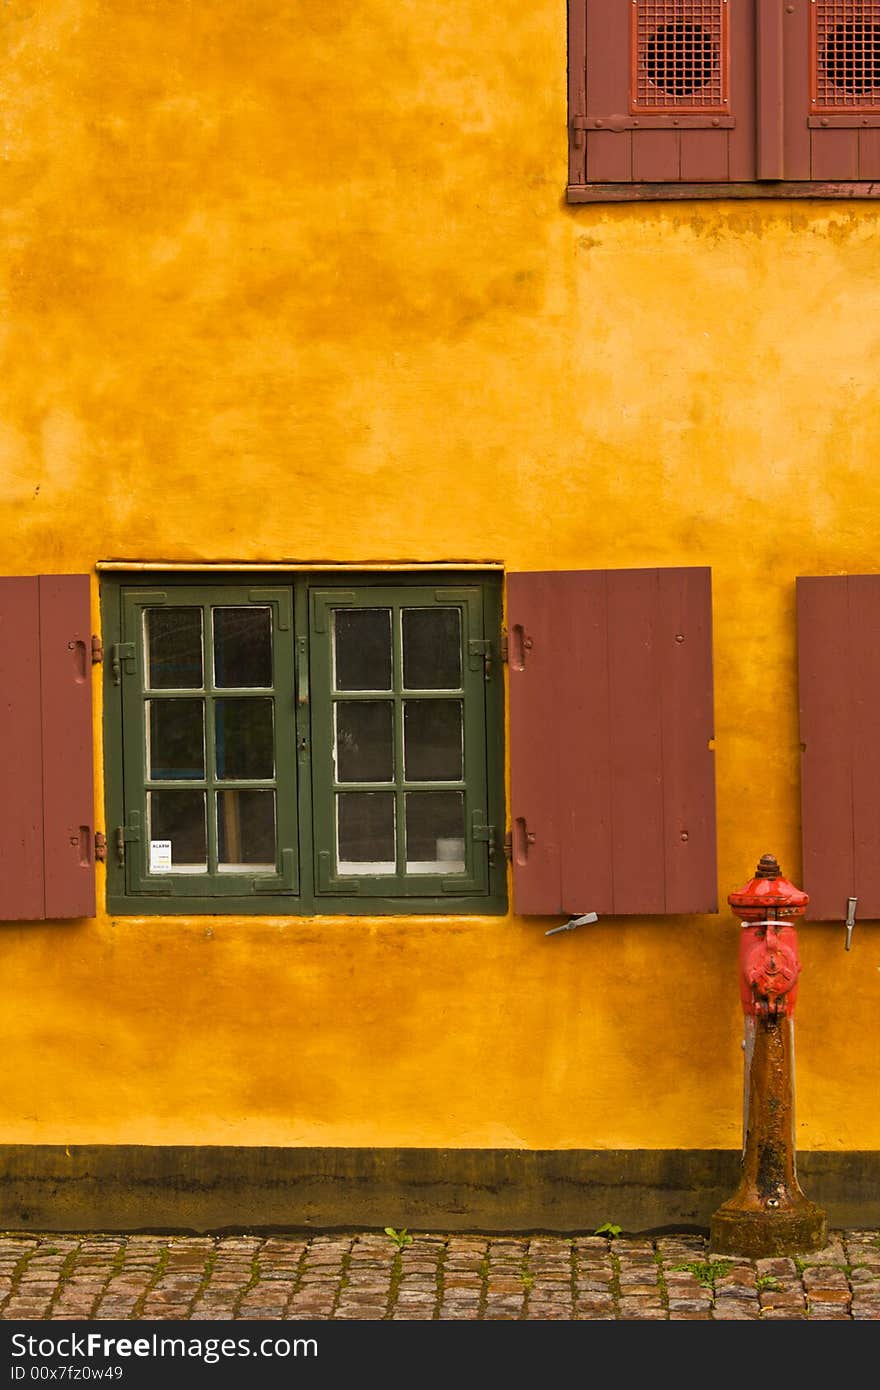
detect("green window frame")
(101, 572), (506, 915)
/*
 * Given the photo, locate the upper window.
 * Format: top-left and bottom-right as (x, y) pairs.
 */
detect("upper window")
(568, 0), (880, 199)
(101, 574), (506, 915)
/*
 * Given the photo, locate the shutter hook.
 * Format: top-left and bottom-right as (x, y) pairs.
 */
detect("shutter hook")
(545, 911), (598, 937)
(845, 897), (857, 952)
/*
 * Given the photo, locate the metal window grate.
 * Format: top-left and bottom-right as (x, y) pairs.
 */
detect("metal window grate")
(632, 0), (728, 111)
(813, 0), (880, 108)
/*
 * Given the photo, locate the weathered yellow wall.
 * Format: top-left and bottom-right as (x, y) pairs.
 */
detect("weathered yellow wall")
(2, 1), (880, 1152)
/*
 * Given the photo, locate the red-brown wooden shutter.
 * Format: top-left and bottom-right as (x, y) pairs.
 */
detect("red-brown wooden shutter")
(782, 0), (880, 180)
(507, 567), (717, 916)
(0, 579), (45, 919)
(571, 0), (755, 184)
(0, 575), (96, 920)
(797, 574), (880, 921)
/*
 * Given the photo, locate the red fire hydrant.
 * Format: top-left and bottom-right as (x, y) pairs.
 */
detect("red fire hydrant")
(710, 854), (827, 1257)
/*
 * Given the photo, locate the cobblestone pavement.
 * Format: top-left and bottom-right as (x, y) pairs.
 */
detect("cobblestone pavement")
(0, 1228), (878, 1321)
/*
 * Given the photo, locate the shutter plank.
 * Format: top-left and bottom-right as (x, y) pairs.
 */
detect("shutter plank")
(797, 576), (854, 921)
(0, 578), (45, 919)
(39, 575), (96, 919)
(632, 130), (680, 182)
(585, 131), (633, 183)
(811, 128), (859, 180)
(680, 130), (729, 183)
(557, 573), (613, 915)
(507, 573), (564, 914)
(730, 0), (758, 180)
(585, 0), (629, 119)
(781, 0), (810, 178)
(607, 571), (665, 913)
(657, 568), (717, 913)
(858, 129), (880, 180)
(756, 0), (785, 179)
(568, 0), (587, 186)
(848, 576), (880, 917)
(584, 0), (633, 183)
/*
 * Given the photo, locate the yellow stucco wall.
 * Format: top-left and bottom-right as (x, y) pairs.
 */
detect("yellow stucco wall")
(2, 1), (879, 1152)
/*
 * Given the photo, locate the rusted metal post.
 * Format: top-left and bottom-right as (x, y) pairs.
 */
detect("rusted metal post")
(710, 854), (827, 1258)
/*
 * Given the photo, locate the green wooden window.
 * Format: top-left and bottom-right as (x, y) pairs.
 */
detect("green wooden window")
(102, 574), (505, 915)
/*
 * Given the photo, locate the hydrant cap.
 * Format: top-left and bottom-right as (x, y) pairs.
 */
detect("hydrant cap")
(728, 853), (809, 918)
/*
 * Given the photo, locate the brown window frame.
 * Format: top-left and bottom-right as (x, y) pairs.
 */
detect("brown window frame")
(569, 0), (880, 201)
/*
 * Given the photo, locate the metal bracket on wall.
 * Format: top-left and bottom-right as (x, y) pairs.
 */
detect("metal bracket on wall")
(545, 911), (599, 937)
(845, 896), (857, 951)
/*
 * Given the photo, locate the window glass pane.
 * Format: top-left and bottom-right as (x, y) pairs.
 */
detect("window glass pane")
(403, 700), (463, 781)
(215, 698), (275, 779)
(217, 789), (276, 870)
(337, 792), (396, 874)
(405, 791), (465, 873)
(145, 608), (203, 689)
(148, 790), (207, 871)
(334, 609), (392, 691)
(335, 701), (394, 782)
(147, 699), (205, 780)
(402, 608), (461, 689)
(213, 607), (272, 688)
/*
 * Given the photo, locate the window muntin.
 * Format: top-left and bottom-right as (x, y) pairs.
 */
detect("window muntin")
(104, 575), (504, 914)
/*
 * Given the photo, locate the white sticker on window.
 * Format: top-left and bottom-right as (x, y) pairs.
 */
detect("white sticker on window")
(149, 839), (172, 871)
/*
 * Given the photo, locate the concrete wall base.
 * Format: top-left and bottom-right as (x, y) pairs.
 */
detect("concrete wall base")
(1, 1147), (877, 1235)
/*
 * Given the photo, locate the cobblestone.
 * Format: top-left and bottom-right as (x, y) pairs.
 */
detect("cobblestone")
(0, 1228), (877, 1319)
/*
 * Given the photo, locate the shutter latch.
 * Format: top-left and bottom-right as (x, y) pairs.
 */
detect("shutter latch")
(468, 638), (493, 680)
(471, 811), (497, 864)
(110, 642), (135, 685)
(115, 822), (140, 866)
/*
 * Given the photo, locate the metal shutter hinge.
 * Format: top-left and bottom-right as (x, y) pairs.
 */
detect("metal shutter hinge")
(91, 635), (104, 664)
(503, 831), (513, 862)
(94, 831), (107, 863)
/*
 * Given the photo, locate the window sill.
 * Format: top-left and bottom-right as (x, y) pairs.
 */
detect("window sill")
(105, 892), (509, 917)
(567, 181), (880, 203)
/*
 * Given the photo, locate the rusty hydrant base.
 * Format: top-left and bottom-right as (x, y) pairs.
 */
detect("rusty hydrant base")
(710, 1202), (828, 1258)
